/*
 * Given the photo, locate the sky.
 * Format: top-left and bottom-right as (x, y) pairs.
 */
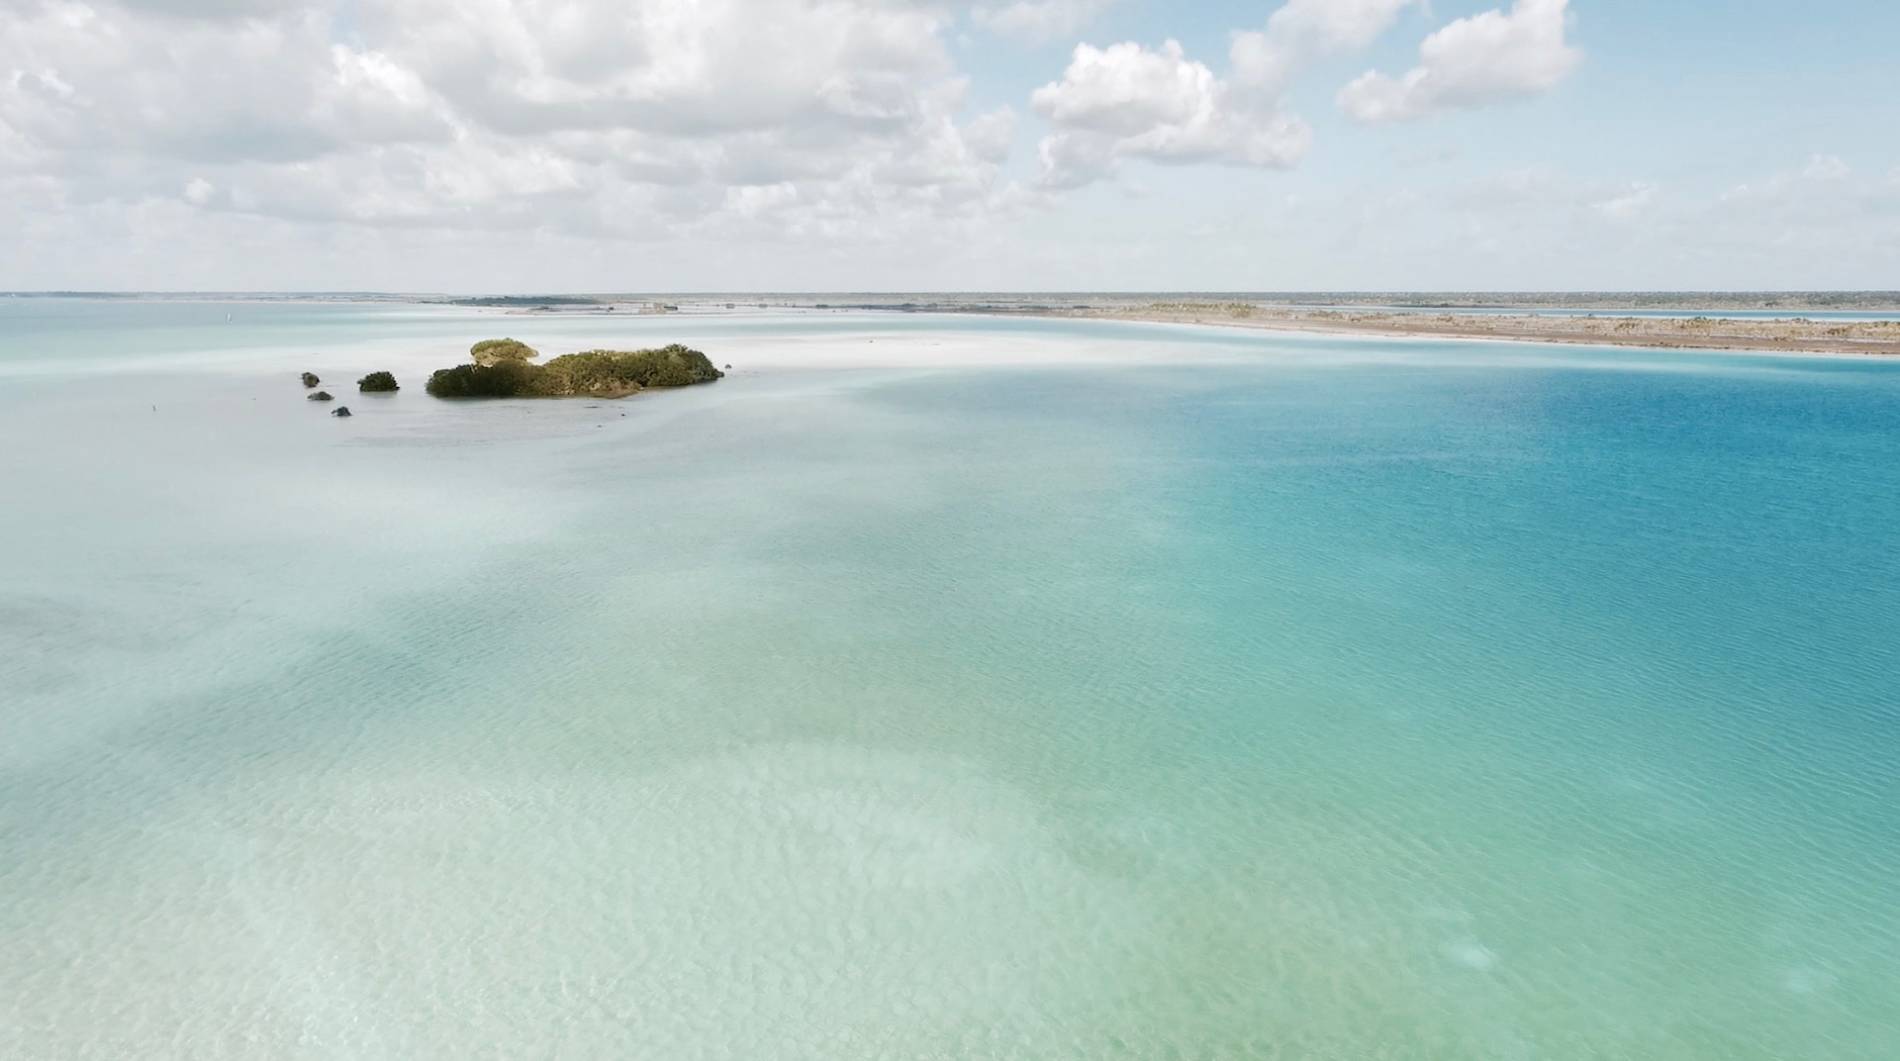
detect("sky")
(1, 0), (1896, 292)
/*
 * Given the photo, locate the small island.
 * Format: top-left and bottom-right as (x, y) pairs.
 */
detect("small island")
(426, 339), (724, 398)
(357, 371), (399, 392)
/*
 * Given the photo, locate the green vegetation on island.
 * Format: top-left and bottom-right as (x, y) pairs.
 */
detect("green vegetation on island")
(357, 371), (399, 392)
(470, 338), (539, 366)
(426, 340), (724, 398)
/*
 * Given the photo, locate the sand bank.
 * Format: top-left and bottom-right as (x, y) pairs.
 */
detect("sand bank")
(955, 302), (1900, 357)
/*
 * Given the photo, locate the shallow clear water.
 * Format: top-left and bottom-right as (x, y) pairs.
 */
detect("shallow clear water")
(3, 301), (1898, 1058)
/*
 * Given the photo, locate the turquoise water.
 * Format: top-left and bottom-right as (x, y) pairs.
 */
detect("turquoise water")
(2, 300), (1898, 1058)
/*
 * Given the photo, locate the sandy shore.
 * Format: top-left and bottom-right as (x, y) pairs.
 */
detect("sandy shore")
(954, 302), (1900, 357)
(476, 292), (1900, 358)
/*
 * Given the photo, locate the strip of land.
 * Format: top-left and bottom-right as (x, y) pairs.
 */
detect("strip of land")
(466, 292), (1900, 357)
(964, 301), (1900, 357)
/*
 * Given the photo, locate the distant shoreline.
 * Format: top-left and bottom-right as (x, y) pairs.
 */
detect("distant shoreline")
(932, 303), (1900, 357)
(469, 293), (1900, 355)
(9, 290), (1900, 313)
(9, 291), (1900, 356)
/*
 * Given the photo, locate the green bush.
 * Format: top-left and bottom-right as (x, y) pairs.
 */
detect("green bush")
(357, 371), (399, 392)
(426, 343), (722, 398)
(424, 360), (541, 397)
(469, 338), (539, 367)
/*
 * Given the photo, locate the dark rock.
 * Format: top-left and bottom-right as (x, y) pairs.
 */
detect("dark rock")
(357, 371), (399, 392)
(301, 372), (320, 388)
(308, 390), (333, 401)
(332, 406), (352, 417)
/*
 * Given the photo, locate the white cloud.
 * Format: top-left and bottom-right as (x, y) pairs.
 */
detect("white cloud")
(1592, 181), (1655, 221)
(972, 0), (1114, 43)
(1025, 0), (1419, 191)
(1801, 153), (1850, 181)
(0, 0), (1023, 247)
(1338, 0), (1580, 123)
(1722, 155), (1855, 205)
(722, 181), (798, 219)
(1, 8), (453, 164)
(1680, 156), (1900, 277)
(1440, 166), (1665, 229)
(1231, 0), (1418, 95)
(5, 0), (1871, 291)
(1029, 40), (1309, 189)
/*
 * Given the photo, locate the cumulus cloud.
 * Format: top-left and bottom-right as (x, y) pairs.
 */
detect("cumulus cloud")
(971, 0), (1113, 42)
(1338, 0), (1580, 124)
(1029, 40), (1310, 188)
(1026, 0), (1427, 190)
(0, 0), (1023, 249)
(3, 7), (452, 164)
(1230, 0), (1418, 95)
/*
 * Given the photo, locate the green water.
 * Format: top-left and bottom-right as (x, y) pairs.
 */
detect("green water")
(2, 300), (1897, 1057)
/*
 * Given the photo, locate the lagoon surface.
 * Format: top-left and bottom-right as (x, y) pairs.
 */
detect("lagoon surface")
(3, 299), (1898, 1058)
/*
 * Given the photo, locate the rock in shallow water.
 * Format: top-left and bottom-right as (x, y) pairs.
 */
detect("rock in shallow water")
(331, 406), (352, 418)
(308, 390), (333, 401)
(300, 372), (320, 387)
